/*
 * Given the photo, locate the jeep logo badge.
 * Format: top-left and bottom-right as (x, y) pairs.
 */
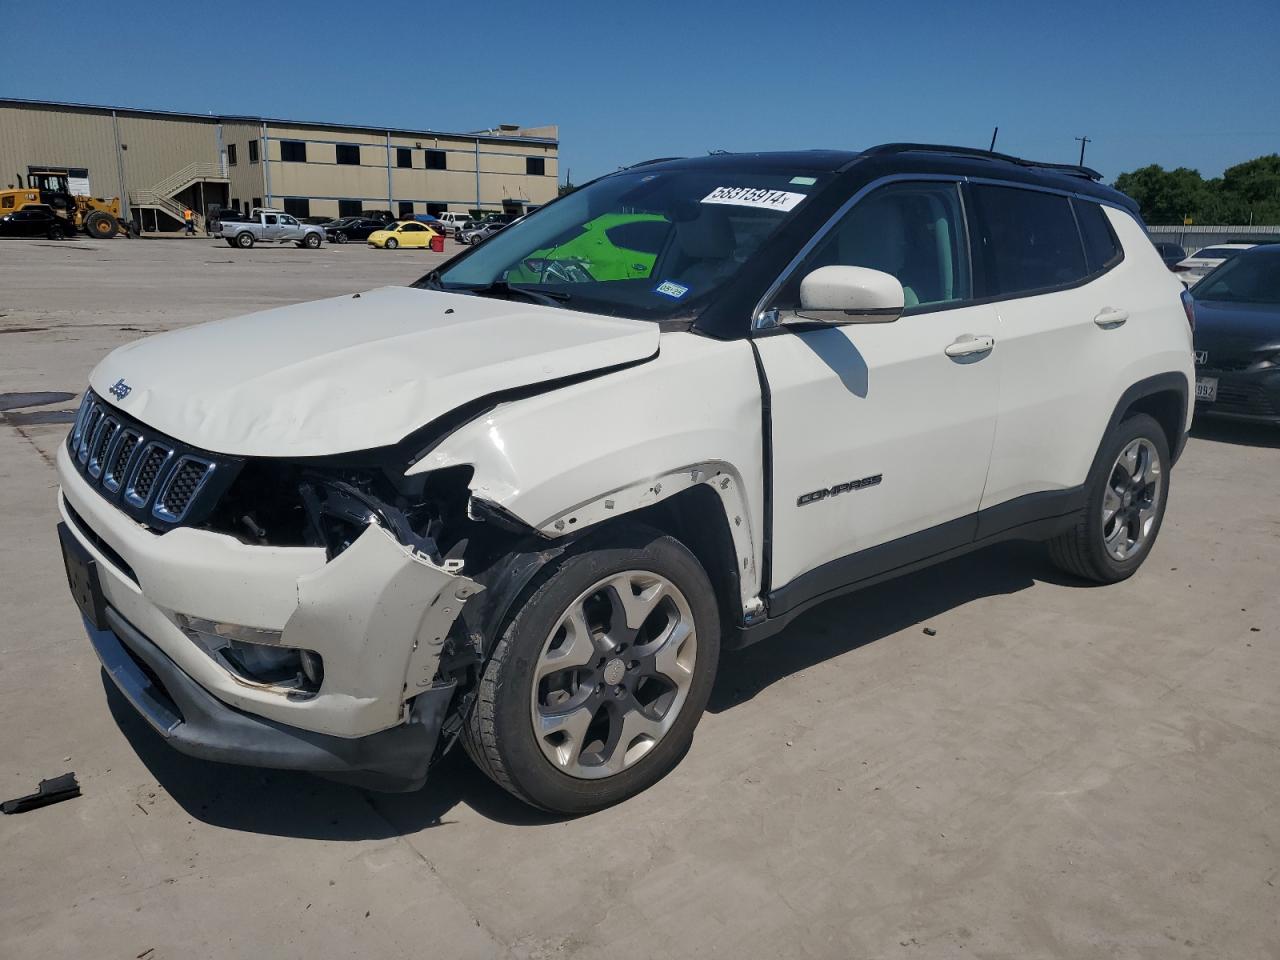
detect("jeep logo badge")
(109, 378), (132, 400)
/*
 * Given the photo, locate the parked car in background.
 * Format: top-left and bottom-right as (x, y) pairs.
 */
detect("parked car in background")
(435, 212), (470, 236)
(300, 216), (333, 226)
(367, 220), (439, 249)
(325, 217), (390, 244)
(0, 205), (69, 239)
(1190, 244), (1280, 423)
(360, 210), (394, 223)
(458, 219), (508, 245)
(215, 210), (325, 249)
(59, 144), (1193, 814)
(1176, 244), (1255, 286)
(1152, 241), (1186, 271)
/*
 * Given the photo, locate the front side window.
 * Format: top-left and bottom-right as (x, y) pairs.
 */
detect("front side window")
(970, 184), (1086, 296)
(425, 168), (829, 321)
(402, 223), (426, 232)
(774, 181), (971, 311)
(279, 215), (298, 226)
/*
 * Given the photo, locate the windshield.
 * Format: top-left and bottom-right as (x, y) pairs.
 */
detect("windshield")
(1193, 252), (1280, 304)
(1191, 247), (1247, 260)
(422, 168), (828, 320)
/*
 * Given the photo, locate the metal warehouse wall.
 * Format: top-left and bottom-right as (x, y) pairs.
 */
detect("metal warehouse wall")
(0, 103), (126, 199)
(2, 99), (559, 222)
(1148, 225), (1280, 249)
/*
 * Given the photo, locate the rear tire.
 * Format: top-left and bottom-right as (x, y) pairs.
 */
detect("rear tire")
(236, 232), (254, 248)
(1047, 412), (1170, 583)
(463, 526), (720, 814)
(84, 211), (116, 239)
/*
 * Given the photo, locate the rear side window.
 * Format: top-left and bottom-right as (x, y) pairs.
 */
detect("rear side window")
(970, 185), (1086, 297)
(1073, 199), (1122, 273)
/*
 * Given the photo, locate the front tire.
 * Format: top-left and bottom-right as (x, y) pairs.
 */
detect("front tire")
(302, 232), (321, 249)
(334, 231), (348, 244)
(1048, 412), (1170, 583)
(84, 210), (116, 239)
(385, 237), (398, 249)
(463, 526), (720, 814)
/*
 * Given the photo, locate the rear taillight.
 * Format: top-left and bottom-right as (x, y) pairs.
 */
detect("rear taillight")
(1180, 289), (1195, 331)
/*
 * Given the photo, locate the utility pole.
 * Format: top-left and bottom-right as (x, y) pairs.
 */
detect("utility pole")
(1075, 135), (1091, 166)
(989, 127), (999, 152)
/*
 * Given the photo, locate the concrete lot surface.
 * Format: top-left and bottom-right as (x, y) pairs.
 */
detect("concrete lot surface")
(1, 237), (1278, 959)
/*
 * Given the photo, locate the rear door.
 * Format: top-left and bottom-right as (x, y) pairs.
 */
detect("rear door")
(261, 214), (281, 241)
(971, 185), (1134, 516)
(754, 179), (1000, 590)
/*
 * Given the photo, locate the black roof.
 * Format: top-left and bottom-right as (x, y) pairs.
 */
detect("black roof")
(624, 143), (1139, 216)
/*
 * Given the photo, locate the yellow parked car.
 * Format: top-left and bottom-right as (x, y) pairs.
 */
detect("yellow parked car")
(367, 220), (440, 249)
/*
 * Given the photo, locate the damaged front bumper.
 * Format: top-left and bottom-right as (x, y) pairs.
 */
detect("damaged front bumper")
(88, 606), (455, 790)
(56, 442), (482, 789)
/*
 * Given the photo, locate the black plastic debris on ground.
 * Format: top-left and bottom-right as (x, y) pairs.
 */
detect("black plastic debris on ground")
(2, 773), (81, 814)
(0, 391), (77, 412)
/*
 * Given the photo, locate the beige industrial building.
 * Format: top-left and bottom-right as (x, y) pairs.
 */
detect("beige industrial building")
(0, 97), (559, 231)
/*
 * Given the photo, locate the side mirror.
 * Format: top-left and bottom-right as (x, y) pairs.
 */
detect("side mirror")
(787, 265), (905, 326)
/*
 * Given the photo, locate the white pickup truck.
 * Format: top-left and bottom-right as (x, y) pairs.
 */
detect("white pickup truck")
(59, 144), (1192, 814)
(216, 208), (324, 249)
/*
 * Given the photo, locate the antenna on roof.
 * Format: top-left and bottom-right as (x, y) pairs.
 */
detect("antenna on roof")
(989, 126), (999, 153)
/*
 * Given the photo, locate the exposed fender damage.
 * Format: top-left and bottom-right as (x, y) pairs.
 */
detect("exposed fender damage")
(411, 331), (768, 620)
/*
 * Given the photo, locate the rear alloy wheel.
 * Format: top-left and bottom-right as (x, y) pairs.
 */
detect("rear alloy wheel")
(1048, 412), (1169, 583)
(464, 527), (720, 813)
(385, 237), (398, 249)
(236, 231), (255, 248)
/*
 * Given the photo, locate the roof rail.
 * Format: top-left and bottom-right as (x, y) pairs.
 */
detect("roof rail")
(624, 156), (686, 169)
(862, 143), (1102, 182)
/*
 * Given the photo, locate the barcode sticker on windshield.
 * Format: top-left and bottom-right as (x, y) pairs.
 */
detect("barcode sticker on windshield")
(701, 187), (807, 212)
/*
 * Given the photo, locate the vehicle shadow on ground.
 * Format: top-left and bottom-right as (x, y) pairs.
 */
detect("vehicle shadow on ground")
(1190, 416), (1280, 449)
(708, 540), (1051, 713)
(107, 541), (1059, 838)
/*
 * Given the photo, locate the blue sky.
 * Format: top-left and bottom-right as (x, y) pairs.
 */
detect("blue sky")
(2, 0), (1278, 183)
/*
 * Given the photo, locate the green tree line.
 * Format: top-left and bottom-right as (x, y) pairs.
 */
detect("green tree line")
(1114, 155), (1280, 225)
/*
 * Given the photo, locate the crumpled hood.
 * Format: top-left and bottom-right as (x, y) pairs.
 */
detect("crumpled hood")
(89, 286), (659, 457)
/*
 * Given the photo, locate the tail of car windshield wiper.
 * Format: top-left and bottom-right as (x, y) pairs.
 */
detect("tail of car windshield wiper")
(461, 280), (571, 307)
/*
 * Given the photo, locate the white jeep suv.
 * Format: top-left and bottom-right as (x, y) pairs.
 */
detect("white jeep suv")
(57, 144), (1194, 813)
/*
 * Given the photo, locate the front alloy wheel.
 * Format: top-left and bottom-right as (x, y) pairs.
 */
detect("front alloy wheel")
(531, 571), (697, 779)
(463, 526), (720, 814)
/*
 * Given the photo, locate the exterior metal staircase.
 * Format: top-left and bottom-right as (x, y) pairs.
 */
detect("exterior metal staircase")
(128, 161), (228, 230)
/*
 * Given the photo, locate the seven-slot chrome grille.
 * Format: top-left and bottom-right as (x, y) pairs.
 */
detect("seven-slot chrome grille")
(67, 391), (239, 531)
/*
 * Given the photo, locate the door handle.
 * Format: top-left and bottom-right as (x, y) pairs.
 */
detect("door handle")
(1094, 307), (1129, 328)
(944, 334), (995, 358)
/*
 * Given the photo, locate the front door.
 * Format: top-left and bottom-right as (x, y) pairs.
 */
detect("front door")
(754, 179), (1000, 592)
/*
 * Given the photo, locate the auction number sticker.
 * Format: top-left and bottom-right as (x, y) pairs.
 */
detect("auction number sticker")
(701, 186), (807, 212)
